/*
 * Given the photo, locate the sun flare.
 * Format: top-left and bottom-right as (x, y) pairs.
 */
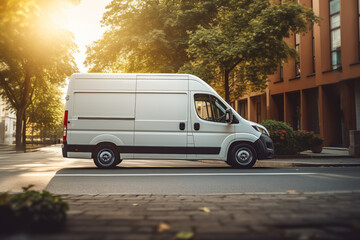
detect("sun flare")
(58, 0), (112, 73)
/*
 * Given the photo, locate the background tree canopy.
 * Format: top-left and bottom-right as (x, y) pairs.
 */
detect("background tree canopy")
(86, 0), (318, 103)
(0, 0), (78, 150)
(181, 0), (319, 102)
(85, 0), (220, 73)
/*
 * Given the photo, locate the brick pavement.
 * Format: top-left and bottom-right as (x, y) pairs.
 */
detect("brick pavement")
(1, 192), (360, 240)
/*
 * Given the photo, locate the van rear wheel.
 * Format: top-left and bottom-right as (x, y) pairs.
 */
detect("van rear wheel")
(93, 145), (119, 169)
(227, 143), (257, 169)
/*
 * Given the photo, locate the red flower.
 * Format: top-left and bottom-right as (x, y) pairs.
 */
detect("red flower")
(280, 136), (284, 140)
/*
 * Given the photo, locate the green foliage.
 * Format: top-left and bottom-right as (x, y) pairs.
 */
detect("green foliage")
(311, 134), (323, 146)
(294, 130), (314, 152)
(85, 0), (219, 73)
(294, 130), (324, 152)
(0, 185), (69, 232)
(262, 120), (325, 155)
(27, 81), (65, 142)
(261, 120), (297, 155)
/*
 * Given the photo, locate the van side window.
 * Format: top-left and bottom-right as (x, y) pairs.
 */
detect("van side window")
(195, 94), (213, 121)
(194, 94), (227, 123)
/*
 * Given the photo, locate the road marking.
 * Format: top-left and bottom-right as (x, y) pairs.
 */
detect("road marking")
(21, 172), (316, 177)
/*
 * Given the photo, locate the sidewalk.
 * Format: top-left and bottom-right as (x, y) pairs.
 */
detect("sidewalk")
(0, 144), (47, 154)
(256, 147), (360, 168)
(1, 192), (359, 240)
(275, 147), (351, 158)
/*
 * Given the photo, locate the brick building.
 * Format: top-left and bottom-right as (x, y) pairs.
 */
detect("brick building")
(235, 0), (360, 147)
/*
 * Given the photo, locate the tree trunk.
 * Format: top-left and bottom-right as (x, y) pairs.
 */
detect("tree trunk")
(15, 65), (32, 151)
(224, 70), (230, 103)
(31, 127), (34, 144)
(22, 117), (26, 152)
(15, 109), (25, 151)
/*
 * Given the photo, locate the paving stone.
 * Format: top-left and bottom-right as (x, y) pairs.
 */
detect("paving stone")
(146, 215), (191, 220)
(1, 193), (360, 240)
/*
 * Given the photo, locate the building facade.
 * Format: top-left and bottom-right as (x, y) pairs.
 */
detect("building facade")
(0, 98), (16, 145)
(235, 0), (360, 147)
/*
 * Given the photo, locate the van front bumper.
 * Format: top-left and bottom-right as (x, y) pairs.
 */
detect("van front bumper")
(255, 134), (274, 160)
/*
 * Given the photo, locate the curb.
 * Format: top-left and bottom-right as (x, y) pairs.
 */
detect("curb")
(255, 162), (360, 168)
(200, 160), (360, 168)
(273, 154), (352, 159)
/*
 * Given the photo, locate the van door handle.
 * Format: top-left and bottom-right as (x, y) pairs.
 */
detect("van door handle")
(194, 123), (200, 131)
(179, 122), (185, 130)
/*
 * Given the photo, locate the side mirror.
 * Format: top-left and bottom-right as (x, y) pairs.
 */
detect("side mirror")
(225, 109), (233, 123)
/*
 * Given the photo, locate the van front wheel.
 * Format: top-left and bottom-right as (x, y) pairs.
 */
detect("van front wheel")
(93, 145), (119, 169)
(227, 144), (257, 169)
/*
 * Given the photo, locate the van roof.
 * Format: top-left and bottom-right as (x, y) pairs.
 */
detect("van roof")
(70, 73), (216, 95)
(73, 73), (191, 79)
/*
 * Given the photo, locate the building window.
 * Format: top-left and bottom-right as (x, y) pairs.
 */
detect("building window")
(330, 0), (341, 69)
(256, 102), (261, 123)
(295, 33), (300, 76)
(280, 63), (284, 82)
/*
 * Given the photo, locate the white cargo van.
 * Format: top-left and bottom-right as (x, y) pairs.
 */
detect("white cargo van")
(62, 73), (274, 168)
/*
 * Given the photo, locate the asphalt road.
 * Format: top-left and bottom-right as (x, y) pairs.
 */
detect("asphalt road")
(1, 145), (360, 195)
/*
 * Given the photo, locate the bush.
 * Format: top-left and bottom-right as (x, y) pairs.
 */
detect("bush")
(294, 130), (324, 152)
(294, 130), (314, 152)
(311, 134), (323, 146)
(0, 185), (69, 233)
(261, 120), (324, 155)
(261, 120), (297, 155)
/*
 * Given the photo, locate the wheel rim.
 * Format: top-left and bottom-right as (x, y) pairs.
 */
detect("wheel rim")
(235, 147), (253, 165)
(97, 148), (115, 167)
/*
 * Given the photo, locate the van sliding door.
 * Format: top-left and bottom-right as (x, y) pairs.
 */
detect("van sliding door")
(133, 92), (188, 159)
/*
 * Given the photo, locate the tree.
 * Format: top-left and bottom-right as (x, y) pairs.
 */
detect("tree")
(0, 0), (78, 150)
(26, 81), (65, 144)
(181, 0), (319, 103)
(85, 0), (220, 73)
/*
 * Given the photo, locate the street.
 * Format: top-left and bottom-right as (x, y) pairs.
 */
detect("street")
(1, 145), (360, 195)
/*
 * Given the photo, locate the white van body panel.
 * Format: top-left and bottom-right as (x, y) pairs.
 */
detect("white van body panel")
(89, 134), (125, 146)
(63, 73), (274, 164)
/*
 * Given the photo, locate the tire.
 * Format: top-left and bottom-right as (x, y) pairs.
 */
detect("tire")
(93, 145), (119, 169)
(227, 143), (257, 169)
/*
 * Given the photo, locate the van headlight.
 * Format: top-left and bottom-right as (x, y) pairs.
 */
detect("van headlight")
(252, 125), (269, 136)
